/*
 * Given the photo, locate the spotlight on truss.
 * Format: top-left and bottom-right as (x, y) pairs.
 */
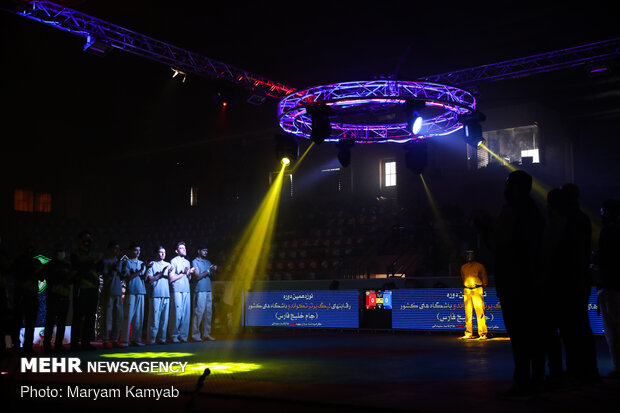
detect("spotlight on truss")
(171, 67), (187, 83)
(275, 133), (299, 167)
(458, 111), (487, 148)
(84, 35), (112, 56)
(336, 139), (355, 168)
(405, 100), (425, 136)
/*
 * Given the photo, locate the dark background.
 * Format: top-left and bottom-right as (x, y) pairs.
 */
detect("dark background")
(2, 0), (619, 277)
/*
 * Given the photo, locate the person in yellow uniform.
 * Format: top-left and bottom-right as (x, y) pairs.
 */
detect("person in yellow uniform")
(460, 250), (488, 340)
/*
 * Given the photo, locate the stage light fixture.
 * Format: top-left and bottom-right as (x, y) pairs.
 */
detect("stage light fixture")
(405, 100), (425, 136)
(275, 133), (299, 167)
(171, 67), (187, 83)
(307, 105), (333, 145)
(405, 139), (428, 175)
(459, 111), (487, 148)
(84, 35), (112, 56)
(213, 91), (228, 107)
(336, 139), (355, 168)
(247, 90), (267, 105)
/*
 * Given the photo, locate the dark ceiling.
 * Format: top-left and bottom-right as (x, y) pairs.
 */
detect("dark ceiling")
(1, 1), (619, 172)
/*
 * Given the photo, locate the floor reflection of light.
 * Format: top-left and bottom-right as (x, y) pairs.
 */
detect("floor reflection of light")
(153, 362), (262, 376)
(100, 352), (194, 359)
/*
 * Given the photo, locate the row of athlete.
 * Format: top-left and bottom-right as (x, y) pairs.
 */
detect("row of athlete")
(100, 240), (218, 348)
(42, 232), (217, 353)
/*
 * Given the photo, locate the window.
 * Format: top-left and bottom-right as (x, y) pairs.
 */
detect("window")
(473, 124), (540, 169)
(14, 189), (52, 213)
(190, 186), (198, 206)
(14, 189), (34, 212)
(520, 149), (540, 163)
(35, 192), (52, 213)
(382, 160), (397, 187)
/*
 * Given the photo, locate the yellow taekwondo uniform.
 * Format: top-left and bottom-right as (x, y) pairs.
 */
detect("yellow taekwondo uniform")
(460, 261), (488, 337)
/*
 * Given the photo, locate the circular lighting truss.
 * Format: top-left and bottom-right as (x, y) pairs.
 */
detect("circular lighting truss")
(278, 80), (476, 143)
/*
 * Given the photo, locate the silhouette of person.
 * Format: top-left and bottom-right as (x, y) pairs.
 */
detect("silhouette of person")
(596, 198), (620, 379)
(11, 240), (43, 355)
(560, 183), (600, 384)
(43, 242), (72, 353)
(478, 170), (546, 399)
(0, 235), (14, 354)
(101, 241), (124, 349)
(70, 230), (103, 351)
(459, 250), (488, 340)
(541, 187), (570, 387)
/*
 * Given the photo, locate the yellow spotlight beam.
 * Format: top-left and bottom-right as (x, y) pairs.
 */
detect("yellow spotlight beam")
(224, 165), (286, 331)
(222, 144), (315, 333)
(419, 174), (457, 257)
(290, 142), (314, 173)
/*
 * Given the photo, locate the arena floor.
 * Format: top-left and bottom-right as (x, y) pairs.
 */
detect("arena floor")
(3, 330), (619, 413)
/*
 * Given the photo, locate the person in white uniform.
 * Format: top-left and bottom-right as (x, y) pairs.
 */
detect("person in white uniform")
(119, 243), (146, 347)
(146, 245), (172, 345)
(168, 241), (196, 343)
(190, 244), (218, 341)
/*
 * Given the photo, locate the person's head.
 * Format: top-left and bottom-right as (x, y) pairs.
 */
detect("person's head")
(175, 242), (186, 258)
(560, 183), (580, 208)
(197, 243), (208, 259)
(156, 245), (166, 261)
(465, 250), (475, 262)
(128, 242), (141, 259)
(54, 242), (66, 260)
(504, 170), (532, 202)
(547, 187), (568, 216)
(601, 198), (620, 225)
(78, 230), (92, 251)
(107, 241), (120, 258)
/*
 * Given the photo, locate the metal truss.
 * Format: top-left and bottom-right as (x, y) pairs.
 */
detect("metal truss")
(419, 38), (620, 87)
(278, 80), (476, 143)
(5, 2), (620, 99)
(9, 0), (296, 99)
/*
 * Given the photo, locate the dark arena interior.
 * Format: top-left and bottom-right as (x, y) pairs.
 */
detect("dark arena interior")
(1, 1), (620, 412)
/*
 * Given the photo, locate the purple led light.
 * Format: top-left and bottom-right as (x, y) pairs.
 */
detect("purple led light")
(278, 80), (476, 143)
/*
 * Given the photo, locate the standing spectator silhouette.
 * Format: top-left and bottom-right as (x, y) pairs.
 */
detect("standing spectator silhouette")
(596, 198), (620, 379)
(43, 242), (72, 353)
(0, 235), (14, 354)
(101, 241), (123, 349)
(70, 230), (102, 351)
(11, 240), (43, 355)
(560, 183), (600, 384)
(477, 170), (546, 399)
(541, 188), (569, 388)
